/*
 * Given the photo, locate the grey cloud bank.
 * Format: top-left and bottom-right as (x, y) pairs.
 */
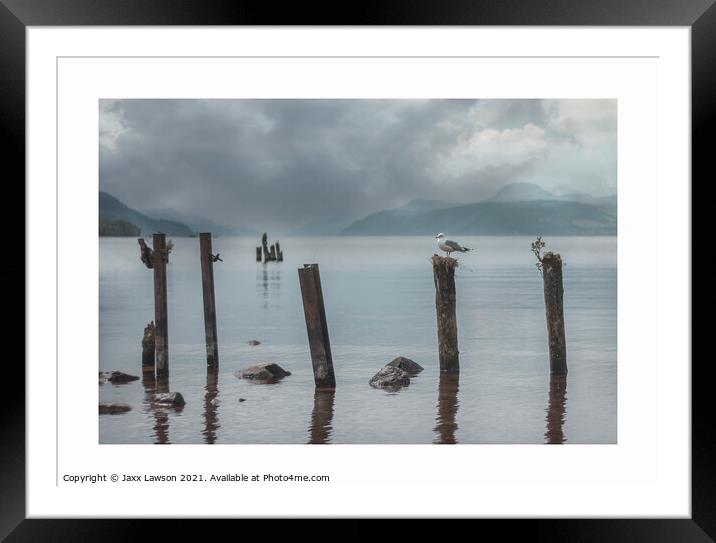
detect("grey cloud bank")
(99, 99), (616, 233)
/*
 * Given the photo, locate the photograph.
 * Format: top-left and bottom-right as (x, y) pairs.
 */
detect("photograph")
(98, 98), (617, 445)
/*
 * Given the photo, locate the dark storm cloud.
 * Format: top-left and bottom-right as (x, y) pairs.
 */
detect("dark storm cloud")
(99, 99), (616, 232)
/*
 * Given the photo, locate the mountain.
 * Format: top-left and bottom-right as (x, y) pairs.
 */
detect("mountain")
(489, 182), (555, 202)
(340, 184), (617, 236)
(99, 192), (194, 237)
(141, 207), (256, 237)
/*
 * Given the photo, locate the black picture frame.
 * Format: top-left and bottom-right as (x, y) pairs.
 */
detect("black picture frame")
(2, 0), (707, 539)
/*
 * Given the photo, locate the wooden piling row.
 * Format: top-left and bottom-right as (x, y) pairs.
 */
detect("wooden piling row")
(298, 264), (336, 389)
(137, 233), (567, 403)
(199, 233), (219, 368)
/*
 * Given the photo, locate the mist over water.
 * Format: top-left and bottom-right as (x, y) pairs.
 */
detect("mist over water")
(99, 236), (616, 444)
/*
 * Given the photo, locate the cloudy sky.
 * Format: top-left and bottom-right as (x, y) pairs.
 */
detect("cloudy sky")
(100, 99), (616, 232)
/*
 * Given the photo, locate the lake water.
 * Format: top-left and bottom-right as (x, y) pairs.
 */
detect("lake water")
(99, 236), (617, 444)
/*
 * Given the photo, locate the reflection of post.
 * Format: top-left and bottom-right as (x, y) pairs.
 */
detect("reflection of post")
(544, 374), (567, 444)
(203, 369), (220, 444)
(433, 372), (460, 444)
(141, 369), (170, 445)
(308, 389), (336, 444)
(199, 233), (219, 368)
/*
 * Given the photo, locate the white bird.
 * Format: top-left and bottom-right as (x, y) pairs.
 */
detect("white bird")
(435, 233), (472, 256)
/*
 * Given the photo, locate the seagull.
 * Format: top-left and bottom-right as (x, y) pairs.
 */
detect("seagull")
(435, 233), (472, 256)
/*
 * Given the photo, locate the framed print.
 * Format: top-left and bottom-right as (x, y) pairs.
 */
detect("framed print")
(5, 0), (708, 538)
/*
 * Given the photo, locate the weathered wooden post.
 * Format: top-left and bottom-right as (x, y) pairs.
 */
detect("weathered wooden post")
(270, 244), (277, 261)
(276, 241), (283, 262)
(541, 252), (567, 375)
(199, 233), (219, 368)
(153, 233), (169, 379)
(261, 232), (270, 263)
(141, 321), (155, 372)
(431, 255), (459, 372)
(298, 264), (336, 389)
(256, 247), (262, 262)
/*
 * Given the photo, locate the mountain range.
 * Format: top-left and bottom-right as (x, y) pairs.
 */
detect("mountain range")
(99, 192), (195, 236)
(340, 183), (617, 236)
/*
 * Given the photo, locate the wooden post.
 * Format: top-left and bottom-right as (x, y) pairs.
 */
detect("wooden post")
(542, 252), (567, 375)
(269, 244), (277, 261)
(141, 321), (155, 372)
(298, 264), (336, 389)
(261, 233), (270, 263)
(256, 247), (262, 262)
(431, 255), (459, 372)
(153, 233), (169, 379)
(199, 233), (219, 368)
(276, 241), (283, 262)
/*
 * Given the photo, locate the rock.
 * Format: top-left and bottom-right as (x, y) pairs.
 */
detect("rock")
(238, 398), (246, 402)
(99, 402), (132, 415)
(369, 366), (411, 390)
(154, 392), (186, 407)
(99, 371), (140, 384)
(247, 340), (261, 346)
(236, 363), (291, 382)
(386, 356), (424, 375)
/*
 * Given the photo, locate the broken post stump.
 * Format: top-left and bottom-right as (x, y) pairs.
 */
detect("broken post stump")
(269, 244), (277, 261)
(138, 238), (154, 269)
(541, 252), (567, 375)
(431, 255), (459, 372)
(298, 264), (336, 389)
(153, 233), (169, 379)
(256, 247), (262, 262)
(141, 321), (156, 372)
(199, 233), (219, 368)
(276, 241), (283, 262)
(261, 232), (270, 262)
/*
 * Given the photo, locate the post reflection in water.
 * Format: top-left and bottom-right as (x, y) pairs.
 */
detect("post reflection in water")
(142, 371), (170, 444)
(433, 372), (460, 444)
(203, 369), (220, 444)
(544, 374), (567, 444)
(257, 266), (281, 309)
(308, 389), (336, 444)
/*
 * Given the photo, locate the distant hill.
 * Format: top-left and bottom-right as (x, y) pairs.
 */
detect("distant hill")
(489, 182), (555, 202)
(99, 219), (141, 237)
(341, 183), (617, 236)
(99, 192), (194, 237)
(141, 207), (256, 237)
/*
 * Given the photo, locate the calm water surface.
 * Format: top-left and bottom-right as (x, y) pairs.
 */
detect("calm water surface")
(99, 236), (616, 444)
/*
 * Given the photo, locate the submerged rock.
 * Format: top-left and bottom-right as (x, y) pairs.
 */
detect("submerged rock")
(99, 402), (132, 415)
(154, 392), (186, 407)
(99, 371), (140, 384)
(386, 357), (424, 375)
(247, 340), (261, 346)
(238, 398), (246, 402)
(236, 363), (291, 382)
(369, 366), (411, 391)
